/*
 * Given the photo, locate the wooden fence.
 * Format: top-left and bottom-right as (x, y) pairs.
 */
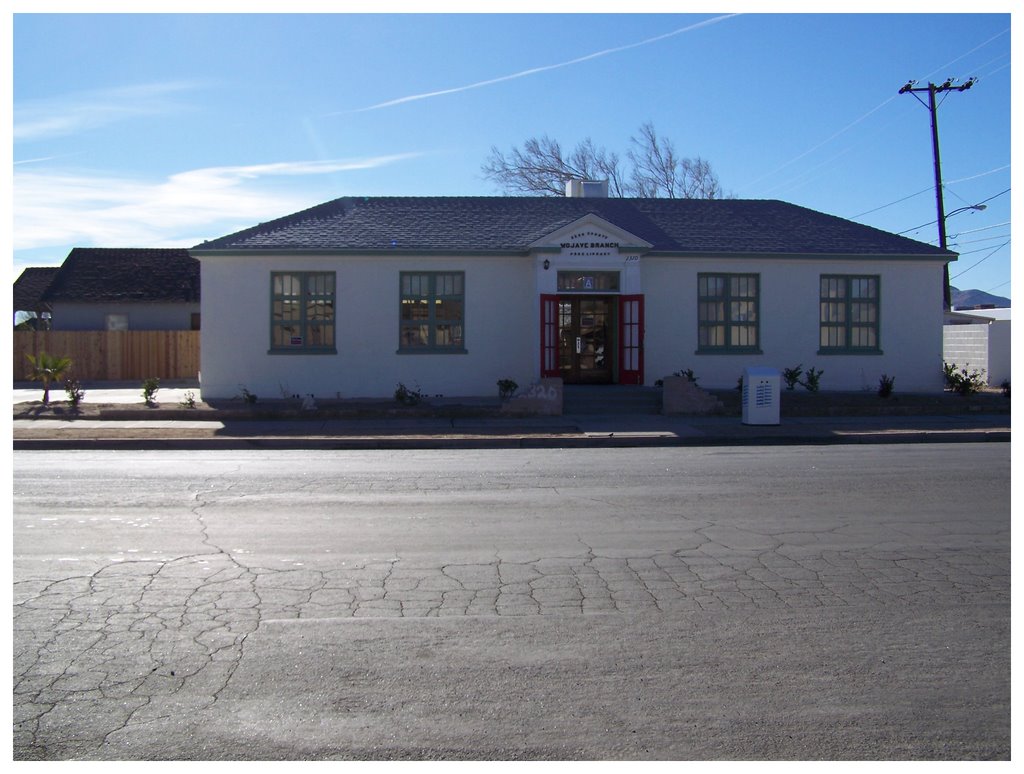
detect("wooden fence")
(14, 330), (200, 381)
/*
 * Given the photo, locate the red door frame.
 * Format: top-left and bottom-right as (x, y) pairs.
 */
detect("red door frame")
(542, 294), (645, 384)
(540, 294), (560, 377)
(618, 294), (644, 385)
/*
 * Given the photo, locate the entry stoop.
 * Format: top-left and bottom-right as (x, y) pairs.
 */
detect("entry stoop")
(562, 385), (663, 415)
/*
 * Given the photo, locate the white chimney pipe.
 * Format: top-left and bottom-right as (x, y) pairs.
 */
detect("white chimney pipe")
(565, 179), (609, 198)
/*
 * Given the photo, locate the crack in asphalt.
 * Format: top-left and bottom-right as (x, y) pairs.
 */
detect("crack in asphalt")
(13, 519), (1010, 760)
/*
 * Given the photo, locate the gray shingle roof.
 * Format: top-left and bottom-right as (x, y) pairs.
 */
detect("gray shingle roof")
(13, 267), (60, 312)
(42, 248), (200, 303)
(192, 196), (954, 257)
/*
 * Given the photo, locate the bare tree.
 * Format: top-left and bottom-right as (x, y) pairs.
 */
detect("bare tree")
(482, 135), (628, 197)
(482, 122), (724, 199)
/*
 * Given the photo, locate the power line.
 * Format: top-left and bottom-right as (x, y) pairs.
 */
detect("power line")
(949, 240), (1011, 280)
(950, 237), (1012, 250)
(948, 221), (1012, 237)
(850, 186), (932, 219)
(741, 29), (1009, 196)
(848, 166), (1009, 221)
(895, 188), (1010, 235)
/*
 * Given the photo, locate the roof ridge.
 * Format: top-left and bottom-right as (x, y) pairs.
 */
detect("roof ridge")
(191, 196), (954, 257)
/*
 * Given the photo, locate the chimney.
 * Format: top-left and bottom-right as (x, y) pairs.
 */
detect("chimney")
(565, 179), (609, 198)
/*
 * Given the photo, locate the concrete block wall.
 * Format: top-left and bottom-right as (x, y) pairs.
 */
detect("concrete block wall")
(943, 326), (990, 382)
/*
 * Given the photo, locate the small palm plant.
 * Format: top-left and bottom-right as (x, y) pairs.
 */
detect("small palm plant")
(26, 351), (73, 405)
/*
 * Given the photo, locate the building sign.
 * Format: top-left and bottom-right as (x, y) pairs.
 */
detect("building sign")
(559, 240), (620, 250)
(560, 229), (620, 257)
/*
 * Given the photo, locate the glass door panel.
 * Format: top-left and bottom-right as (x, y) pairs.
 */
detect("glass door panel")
(558, 297), (613, 384)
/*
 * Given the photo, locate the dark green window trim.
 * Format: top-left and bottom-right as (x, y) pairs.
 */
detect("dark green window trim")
(818, 274), (881, 354)
(399, 271), (466, 353)
(695, 347), (764, 356)
(269, 271), (336, 354)
(696, 273), (761, 353)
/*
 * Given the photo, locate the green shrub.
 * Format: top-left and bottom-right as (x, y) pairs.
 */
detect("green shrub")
(497, 378), (519, 401)
(394, 382), (424, 406)
(943, 362), (985, 396)
(142, 377), (160, 406)
(802, 367), (824, 393)
(64, 377), (85, 408)
(877, 374), (895, 398)
(782, 365), (803, 390)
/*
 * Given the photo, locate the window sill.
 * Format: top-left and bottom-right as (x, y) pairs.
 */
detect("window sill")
(695, 348), (763, 355)
(267, 348), (337, 355)
(397, 348), (468, 355)
(816, 348), (883, 356)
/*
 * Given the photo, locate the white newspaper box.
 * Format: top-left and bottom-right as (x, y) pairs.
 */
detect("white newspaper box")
(742, 367), (780, 425)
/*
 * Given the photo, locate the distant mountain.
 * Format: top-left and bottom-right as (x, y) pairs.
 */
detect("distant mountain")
(950, 286), (1010, 309)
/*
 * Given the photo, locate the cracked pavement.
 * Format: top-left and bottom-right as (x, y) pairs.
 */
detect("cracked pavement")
(13, 446), (1010, 760)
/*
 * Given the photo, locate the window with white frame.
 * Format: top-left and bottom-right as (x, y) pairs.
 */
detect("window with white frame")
(270, 271), (336, 352)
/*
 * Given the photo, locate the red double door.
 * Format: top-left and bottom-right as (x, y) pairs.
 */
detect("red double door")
(540, 294), (643, 385)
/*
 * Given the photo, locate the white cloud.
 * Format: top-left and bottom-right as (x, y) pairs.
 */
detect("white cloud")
(13, 154), (421, 250)
(14, 82), (203, 142)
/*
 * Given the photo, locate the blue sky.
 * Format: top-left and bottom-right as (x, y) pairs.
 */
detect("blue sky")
(10, 5), (1016, 299)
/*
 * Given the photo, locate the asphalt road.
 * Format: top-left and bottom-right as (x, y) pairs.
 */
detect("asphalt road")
(13, 444), (1010, 760)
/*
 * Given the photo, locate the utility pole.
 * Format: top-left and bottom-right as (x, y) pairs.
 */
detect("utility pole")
(898, 77), (976, 310)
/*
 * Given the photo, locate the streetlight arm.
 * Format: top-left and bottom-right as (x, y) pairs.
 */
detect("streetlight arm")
(946, 204), (987, 218)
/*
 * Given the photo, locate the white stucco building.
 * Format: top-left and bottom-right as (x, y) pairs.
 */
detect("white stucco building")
(191, 187), (955, 401)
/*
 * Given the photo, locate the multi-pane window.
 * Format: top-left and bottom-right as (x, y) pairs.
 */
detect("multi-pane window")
(820, 275), (880, 352)
(697, 273), (760, 351)
(400, 272), (465, 351)
(270, 272), (335, 352)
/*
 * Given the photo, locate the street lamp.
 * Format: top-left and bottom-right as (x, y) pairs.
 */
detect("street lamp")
(945, 204), (987, 223)
(942, 204), (987, 307)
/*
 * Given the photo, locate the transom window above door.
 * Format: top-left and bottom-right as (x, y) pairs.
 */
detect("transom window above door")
(557, 271), (620, 292)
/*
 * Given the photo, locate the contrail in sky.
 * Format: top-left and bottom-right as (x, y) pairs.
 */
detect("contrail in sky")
(333, 13), (740, 115)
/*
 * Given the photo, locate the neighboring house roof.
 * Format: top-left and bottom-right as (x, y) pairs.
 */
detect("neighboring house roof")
(947, 307), (1011, 323)
(13, 267), (60, 312)
(41, 248), (201, 303)
(192, 196), (957, 258)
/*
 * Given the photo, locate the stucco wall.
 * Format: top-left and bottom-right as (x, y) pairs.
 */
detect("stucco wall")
(988, 320), (1012, 385)
(198, 254), (536, 400)
(51, 302), (199, 331)
(643, 257), (946, 393)
(199, 252), (948, 399)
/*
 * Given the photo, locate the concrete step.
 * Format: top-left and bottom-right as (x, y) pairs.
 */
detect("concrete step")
(563, 386), (663, 415)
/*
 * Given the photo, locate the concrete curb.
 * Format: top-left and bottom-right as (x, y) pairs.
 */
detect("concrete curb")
(12, 427), (1011, 451)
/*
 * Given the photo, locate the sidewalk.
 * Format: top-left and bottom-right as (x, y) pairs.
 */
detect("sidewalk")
(12, 387), (1011, 450)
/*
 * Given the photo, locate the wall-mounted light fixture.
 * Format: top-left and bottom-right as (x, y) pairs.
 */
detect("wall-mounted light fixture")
(543, 259), (550, 270)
